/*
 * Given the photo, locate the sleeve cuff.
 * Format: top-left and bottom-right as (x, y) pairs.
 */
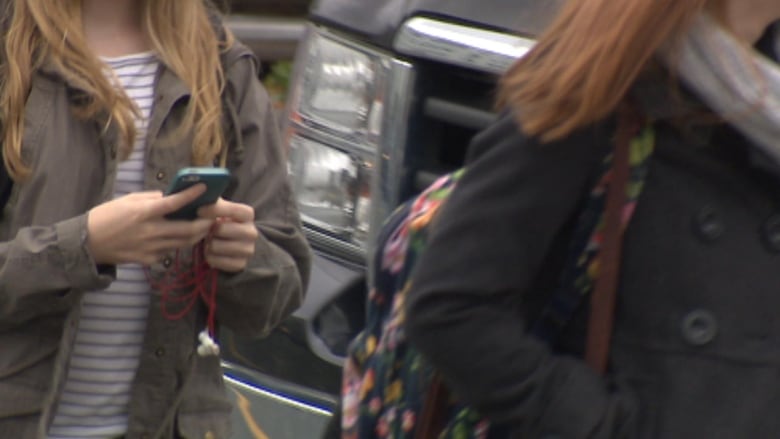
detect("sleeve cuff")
(55, 214), (115, 290)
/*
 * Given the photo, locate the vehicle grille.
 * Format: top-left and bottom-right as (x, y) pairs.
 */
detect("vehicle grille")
(399, 60), (499, 201)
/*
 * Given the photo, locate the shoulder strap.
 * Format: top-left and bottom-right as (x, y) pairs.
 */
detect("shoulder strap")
(530, 108), (652, 361)
(585, 106), (640, 373)
(415, 374), (450, 439)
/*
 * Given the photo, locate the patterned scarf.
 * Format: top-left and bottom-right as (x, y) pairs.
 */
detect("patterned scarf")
(671, 14), (780, 163)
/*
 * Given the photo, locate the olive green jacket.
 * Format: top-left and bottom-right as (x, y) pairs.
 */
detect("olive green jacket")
(0, 39), (311, 439)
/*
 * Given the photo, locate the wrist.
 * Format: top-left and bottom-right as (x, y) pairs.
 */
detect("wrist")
(85, 209), (109, 265)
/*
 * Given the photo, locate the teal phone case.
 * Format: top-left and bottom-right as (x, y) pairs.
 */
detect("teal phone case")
(164, 167), (231, 220)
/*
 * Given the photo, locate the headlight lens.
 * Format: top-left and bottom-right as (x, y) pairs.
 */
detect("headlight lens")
(286, 28), (391, 251)
(288, 135), (372, 244)
(300, 38), (374, 136)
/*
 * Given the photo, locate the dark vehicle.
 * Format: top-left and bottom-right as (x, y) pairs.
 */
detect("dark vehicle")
(222, 0), (562, 437)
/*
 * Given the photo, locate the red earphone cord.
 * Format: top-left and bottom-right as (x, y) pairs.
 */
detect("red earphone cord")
(144, 241), (218, 338)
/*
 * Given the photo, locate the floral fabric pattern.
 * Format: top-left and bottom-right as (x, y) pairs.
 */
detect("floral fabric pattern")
(342, 127), (655, 439)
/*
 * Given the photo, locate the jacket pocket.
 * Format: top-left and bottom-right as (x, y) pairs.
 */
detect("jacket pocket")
(0, 337), (56, 419)
(0, 413), (39, 439)
(2, 288), (80, 331)
(623, 374), (659, 439)
(0, 381), (46, 418)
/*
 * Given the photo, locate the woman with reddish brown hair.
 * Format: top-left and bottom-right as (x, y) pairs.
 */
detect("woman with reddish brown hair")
(406, 0), (780, 437)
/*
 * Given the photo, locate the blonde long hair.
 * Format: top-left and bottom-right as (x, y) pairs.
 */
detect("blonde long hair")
(0, 0), (232, 180)
(499, 0), (716, 142)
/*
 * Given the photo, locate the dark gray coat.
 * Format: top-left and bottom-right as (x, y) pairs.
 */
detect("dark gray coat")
(405, 95), (780, 438)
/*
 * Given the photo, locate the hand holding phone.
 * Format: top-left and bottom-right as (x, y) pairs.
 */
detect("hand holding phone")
(164, 167), (231, 220)
(199, 198), (259, 273)
(86, 187), (214, 265)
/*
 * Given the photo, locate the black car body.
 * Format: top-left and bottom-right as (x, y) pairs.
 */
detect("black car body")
(222, 1), (562, 437)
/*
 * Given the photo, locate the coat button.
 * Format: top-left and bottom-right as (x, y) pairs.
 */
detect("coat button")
(762, 216), (780, 253)
(693, 206), (724, 243)
(162, 257), (173, 268)
(155, 347), (166, 357)
(156, 170), (166, 181)
(204, 432), (215, 439)
(681, 309), (718, 346)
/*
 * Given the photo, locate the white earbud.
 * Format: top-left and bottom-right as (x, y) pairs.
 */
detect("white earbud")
(197, 329), (220, 357)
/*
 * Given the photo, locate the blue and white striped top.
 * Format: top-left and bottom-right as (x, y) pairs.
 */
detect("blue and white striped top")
(48, 51), (159, 439)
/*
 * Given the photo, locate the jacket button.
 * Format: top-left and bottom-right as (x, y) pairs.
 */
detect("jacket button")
(204, 432), (215, 439)
(156, 170), (166, 181)
(155, 347), (166, 357)
(162, 257), (173, 268)
(762, 216), (780, 253)
(681, 309), (718, 346)
(693, 206), (724, 243)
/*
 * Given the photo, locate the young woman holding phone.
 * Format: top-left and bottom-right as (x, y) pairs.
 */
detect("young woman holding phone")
(0, 1), (311, 438)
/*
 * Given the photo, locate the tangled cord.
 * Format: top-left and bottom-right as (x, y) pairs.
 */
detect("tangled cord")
(144, 241), (220, 356)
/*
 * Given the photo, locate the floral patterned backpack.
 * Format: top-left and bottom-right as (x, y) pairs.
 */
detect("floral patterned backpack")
(341, 113), (655, 439)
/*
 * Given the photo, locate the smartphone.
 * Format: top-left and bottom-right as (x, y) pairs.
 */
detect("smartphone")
(164, 167), (231, 220)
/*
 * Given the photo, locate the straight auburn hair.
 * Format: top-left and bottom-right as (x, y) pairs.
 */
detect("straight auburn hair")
(499, 0), (714, 142)
(0, 0), (233, 180)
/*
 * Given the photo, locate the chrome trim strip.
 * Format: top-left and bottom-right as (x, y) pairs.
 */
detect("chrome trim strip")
(424, 97), (496, 131)
(367, 58), (415, 268)
(224, 374), (333, 417)
(303, 227), (366, 265)
(394, 17), (535, 75)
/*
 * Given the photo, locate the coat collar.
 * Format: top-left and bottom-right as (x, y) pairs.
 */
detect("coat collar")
(631, 24), (780, 180)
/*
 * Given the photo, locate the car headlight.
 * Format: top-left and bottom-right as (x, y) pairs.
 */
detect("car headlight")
(286, 28), (391, 251)
(300, 38), (376, 137)
(288, 135), (372, 244)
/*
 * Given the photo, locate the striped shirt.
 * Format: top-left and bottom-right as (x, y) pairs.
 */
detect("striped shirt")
(48, 51), (159, 439)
